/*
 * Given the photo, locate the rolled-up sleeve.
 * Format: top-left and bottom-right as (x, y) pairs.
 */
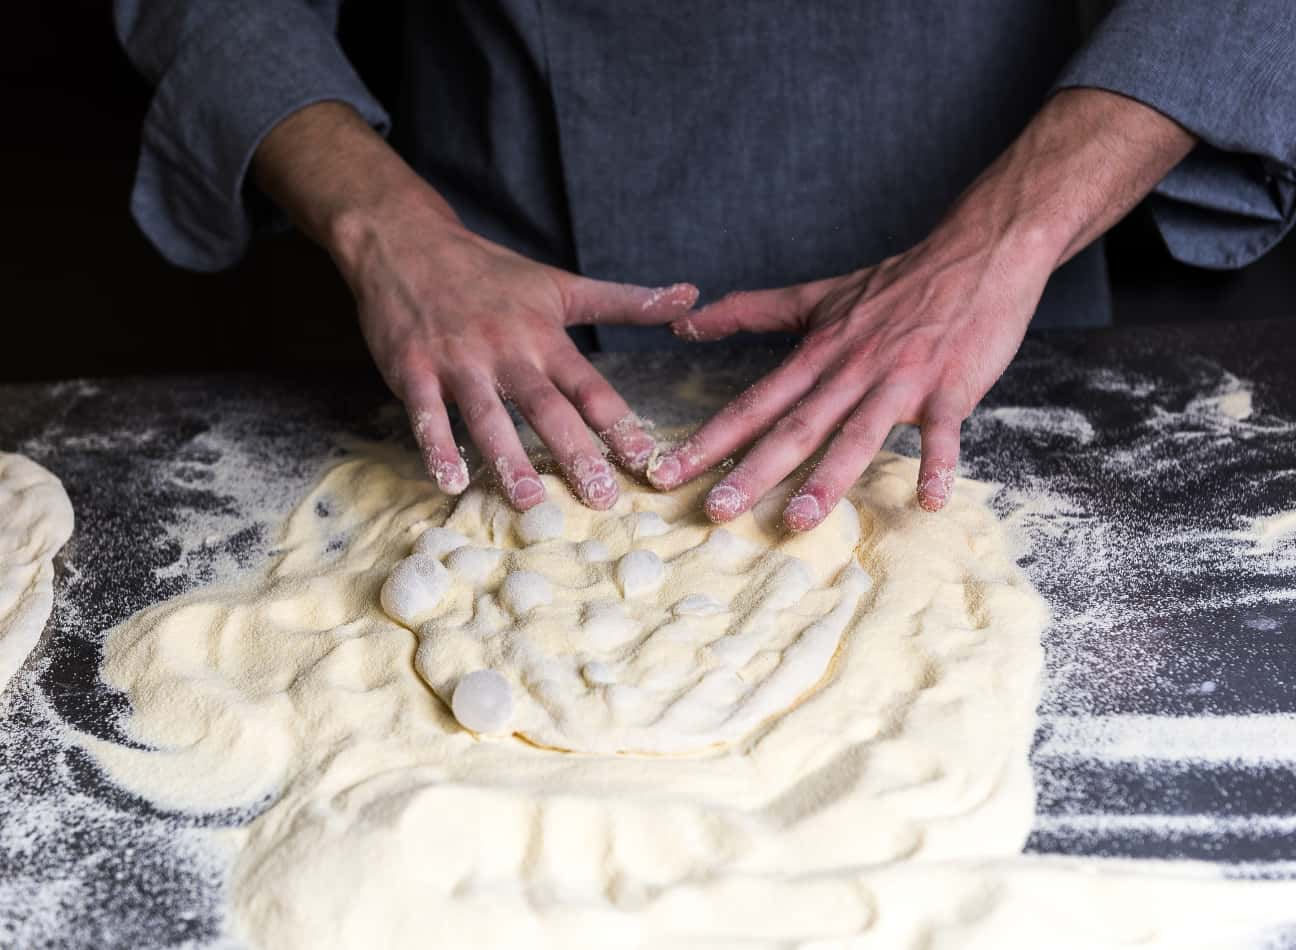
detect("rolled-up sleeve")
(1055, 1), (1296, 270)
(114, 0), (391, 271)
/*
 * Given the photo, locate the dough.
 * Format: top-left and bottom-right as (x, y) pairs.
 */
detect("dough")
(76, 448), (1296, 948)
(397, 471), (870, 754)
(0, 453), (73, 694)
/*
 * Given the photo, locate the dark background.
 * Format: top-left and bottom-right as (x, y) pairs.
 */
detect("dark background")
(4, 3), (1294, 384)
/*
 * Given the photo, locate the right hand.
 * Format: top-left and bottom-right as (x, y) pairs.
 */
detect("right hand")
(254, 103), (698, 512)
(335, 187), (697, 511)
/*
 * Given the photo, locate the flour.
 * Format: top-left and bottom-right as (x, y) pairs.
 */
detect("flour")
(7, 350), (1296, 947)
(985, 406), (1096, 443)
(70, 444), (1296, 948)
(0, 453), (74, 692)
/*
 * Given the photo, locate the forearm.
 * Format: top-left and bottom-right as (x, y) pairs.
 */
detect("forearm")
(251, 101), (463, 272)
(941, 88), (1197, 273)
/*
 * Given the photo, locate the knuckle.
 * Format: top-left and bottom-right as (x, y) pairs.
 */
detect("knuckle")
(515, 382), (565, 416)
(772, 411), (820, 448)
(458, 396), (498, 427)
(568, 374), (609, 412)
(838, 412), (881, 446)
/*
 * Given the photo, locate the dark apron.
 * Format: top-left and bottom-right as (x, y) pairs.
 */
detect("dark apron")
(397, 1), (1110, 352)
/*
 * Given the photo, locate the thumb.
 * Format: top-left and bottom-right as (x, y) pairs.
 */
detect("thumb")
(668, 280), (831, 342)
(563, 278), (700, 327)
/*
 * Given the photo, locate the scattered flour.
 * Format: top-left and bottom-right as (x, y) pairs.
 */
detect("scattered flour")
(6, 350), (1296, 947)
(70, 445), (1296, 948)
(986, 406), (1096, 443)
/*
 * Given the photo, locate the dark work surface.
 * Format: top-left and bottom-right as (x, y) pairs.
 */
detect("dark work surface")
(2, 320), (1296, 946)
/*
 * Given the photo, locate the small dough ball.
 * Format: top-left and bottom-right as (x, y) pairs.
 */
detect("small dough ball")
(517, 502), (564, 544)
(499, 570), (554, 615)
(582, 601), (640, 650)
(452, 669), (513, 734)
(616, 549), (665, 598)
(446, 545), (503, 585)
(413, 526), (469, 560)
(631, 511), (670, 539)
(582, 661), (618, 686)
(381, 554), (452, 627)
(578, 539), (611, 563)
(674, 593), (726, 617)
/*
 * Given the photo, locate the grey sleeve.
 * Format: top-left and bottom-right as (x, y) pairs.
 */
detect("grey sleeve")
(114, 0), (391, 271)
(1055, 1), (1296, 269)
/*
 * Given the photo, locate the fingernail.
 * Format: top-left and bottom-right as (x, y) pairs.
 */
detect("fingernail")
(622, 436), (656, 472)
(581, 467), (618, 509)
(917, 467), (956, 512)
(672, 320), (701, 341)
(646, 455), (682, 490)
(513, 477), (545, 509)
(784, 494), (821, 531)
(434, 456), (470, 494)
(601, 414), (656, 472)
(705, 483), (745, 522)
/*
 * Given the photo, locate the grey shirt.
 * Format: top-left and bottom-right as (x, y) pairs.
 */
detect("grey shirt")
(114, 1), (1296, 341)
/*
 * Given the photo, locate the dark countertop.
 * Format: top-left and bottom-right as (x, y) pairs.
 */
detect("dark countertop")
(3, 320), (1295, 946)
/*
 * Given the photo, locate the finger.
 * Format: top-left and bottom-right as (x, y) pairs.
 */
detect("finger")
(563, 277), (699, 327)
(669, 279), (834, 342)
(916, 395), (963, 513)
(783, 386), (912, 532)
(406, 393), (469, 494)
(506, 363), (619, 510)
(447, 370), (546, 511)
(645, 348), (825, 491)
(548, 342), (658, 472)
(701, 370), (865, 523)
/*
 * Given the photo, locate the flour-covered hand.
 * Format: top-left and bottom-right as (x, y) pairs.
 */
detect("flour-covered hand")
(648, 228), (1050, 526)
(645, 88), (1195, 528)
(341, 195), (696, 511)
(252, 102), (698, 512)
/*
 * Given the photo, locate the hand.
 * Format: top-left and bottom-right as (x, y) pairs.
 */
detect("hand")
(646, 227), (1050, 526)
(252, 102), (698, 511)
(344, 193), (698, 511)
(645, 88), (1195, 529)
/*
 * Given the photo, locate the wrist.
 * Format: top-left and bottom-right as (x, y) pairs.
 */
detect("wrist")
(325, 174), (465, 278)
(938, 88), (1195, 274)
(252, 101), (466, 273)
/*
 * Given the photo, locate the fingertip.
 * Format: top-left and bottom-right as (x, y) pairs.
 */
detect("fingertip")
(916, 466), (955, 512)
(574, 457), (619, 510)
(598, 413), (657, 474)
(495, 457), (546, 511)
(512, 477), (546, 510)
(704, 483), (746, 523)
(432, 454), (471, 495)
(783, 492), (823, 532)
(671, 282), (701, 311)
(641, 282), (700, 316)
(643, 453), (678, 491)
(671, 318), (704, 342)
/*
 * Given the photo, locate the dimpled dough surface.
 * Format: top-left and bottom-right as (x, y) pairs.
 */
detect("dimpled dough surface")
(77, 447), (1296, 948)
(387, 471), (871, 754)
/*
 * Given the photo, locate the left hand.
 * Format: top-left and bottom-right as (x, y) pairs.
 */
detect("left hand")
(645, 224), (1054, 528)
(644, 87), (1197, 531)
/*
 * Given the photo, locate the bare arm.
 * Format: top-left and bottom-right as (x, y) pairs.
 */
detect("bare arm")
(252, 102), (699, 510)
(649, 88), (1195, 525)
